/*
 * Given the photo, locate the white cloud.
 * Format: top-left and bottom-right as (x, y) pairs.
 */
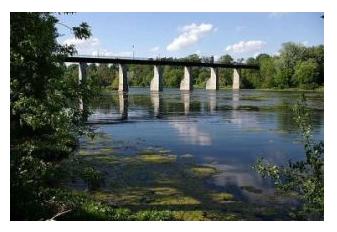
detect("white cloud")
(63, 37), (100, 55)
(150, 46), (160, 52)
(225, 40), (266, 53)
(166, 23), (215, 51)
(63, 37), (132, 57)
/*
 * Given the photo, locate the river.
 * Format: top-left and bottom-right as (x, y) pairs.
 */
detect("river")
(84, 88), (323, 204)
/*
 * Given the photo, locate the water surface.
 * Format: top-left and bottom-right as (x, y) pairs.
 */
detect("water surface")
(86, 88), (324, 201)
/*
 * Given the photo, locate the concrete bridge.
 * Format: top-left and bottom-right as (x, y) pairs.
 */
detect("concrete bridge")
(65, 55), (259, 91)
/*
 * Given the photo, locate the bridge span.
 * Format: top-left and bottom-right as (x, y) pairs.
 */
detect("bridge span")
(65, 55), (259, 91)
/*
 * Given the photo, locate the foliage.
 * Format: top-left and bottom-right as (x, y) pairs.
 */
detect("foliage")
(10, 12), (96, 220)
(80, 166), (104, 191)
(294, 59), (319, 89)
(254, 95), (324, 220)
(36, 188), (174, 221)
(133, 210), (175, 221)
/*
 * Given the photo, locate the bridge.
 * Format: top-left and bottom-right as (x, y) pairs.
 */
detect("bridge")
(65, 55), (259, 91)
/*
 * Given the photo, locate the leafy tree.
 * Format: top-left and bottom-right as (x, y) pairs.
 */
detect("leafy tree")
(10, 12), (95, 220)
(294, 59), (319, 89)
(307, 45), (324, 85)
(181, 53), (201, 62)
(260, 56), (276, 88)
(277, 42), (308, 87)
(241, 57), (261, 88)
(164, 67), (182, 87)
(218, 54), (234, 87)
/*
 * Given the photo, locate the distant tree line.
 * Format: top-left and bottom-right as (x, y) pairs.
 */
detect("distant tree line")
(65, 42), (323, 90)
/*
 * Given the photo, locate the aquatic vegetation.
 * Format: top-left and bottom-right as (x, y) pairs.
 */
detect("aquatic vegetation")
(210, 192), (235, 203)
(190, 166), (217, 177)
(134, 210), (174, 221)
(46, 189), (174, 221)
(138, 151), (177, 164)
(51, 133), (297, 221)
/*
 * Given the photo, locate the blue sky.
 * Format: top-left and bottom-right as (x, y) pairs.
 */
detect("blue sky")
(56, 12), (323, 60)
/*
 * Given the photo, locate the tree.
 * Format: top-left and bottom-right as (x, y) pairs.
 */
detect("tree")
(10, 12), (94, 220)
(276, 42), (308, 87)
(294, 59), (319, 89)
(218, 55), (234, 87)
(259, 56), (276, 88)
(307, 45), (324, 85)
(164, 67), (182, 88)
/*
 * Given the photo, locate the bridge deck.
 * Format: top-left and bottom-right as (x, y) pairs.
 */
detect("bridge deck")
(65, 56), (259, 69)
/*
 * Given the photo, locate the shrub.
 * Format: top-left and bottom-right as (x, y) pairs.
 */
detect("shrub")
(254, 95), (323, 220)
(80, 167), (104, 191)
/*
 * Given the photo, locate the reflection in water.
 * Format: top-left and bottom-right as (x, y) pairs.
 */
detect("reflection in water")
(232, 90), (240, 110)
(180, 91), (190, 115)
(150, 92), (162, 118)
(207, 90), (217, 113)
(229, 90), (260, 129)
(211, 163), (273, 201)
(118, 92), (128, 120)
(169, 121), (212, 146)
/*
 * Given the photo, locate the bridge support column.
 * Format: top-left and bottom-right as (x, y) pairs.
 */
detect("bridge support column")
(180, 66), (193, 91)
(79, 62), (88, 83)
(150, 65), (163, 92)
(78, 63), (88, 110)
(118, 64), (128, 92)
(232, 68), (240, 90)
(206, 67), (219, 90)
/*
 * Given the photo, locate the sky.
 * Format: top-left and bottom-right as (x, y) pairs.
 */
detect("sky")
(56, 12), (323, 61)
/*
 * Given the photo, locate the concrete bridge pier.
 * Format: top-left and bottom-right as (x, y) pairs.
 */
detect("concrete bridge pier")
(180, 66), (193, 91)
(118, 64), (128, 92)
(150, 65), (163, 92)
(78, 62), (88, 110)
(206, 67), (219, 90)
(232, 68), (240, 90)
